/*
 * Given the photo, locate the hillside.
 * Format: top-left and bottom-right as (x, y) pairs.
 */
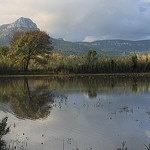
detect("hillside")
(77, 39), (150, 55)
(51, 38), (99, 56)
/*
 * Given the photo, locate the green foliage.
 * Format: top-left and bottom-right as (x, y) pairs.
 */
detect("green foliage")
(0, 55), (14, 74)
(131, 52), (137, 71)
(0, 46), (9, 56)
(86, 49), (97, 63)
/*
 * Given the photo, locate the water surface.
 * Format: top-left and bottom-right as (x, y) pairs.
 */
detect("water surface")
(0, 76), (150, 150)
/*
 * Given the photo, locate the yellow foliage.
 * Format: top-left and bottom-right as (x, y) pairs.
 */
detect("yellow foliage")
(51, 54), (62, 57)
(148, 53), (150, 59)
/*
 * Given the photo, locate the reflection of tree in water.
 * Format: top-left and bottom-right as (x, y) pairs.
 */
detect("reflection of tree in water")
(44, 76), (150, 96)
(1, 79), (54, 120)
(82, 78), (98, 99)
(131, 79), (138, 94)
(86, 89), (97, 99)
(0, 76), (150, 113)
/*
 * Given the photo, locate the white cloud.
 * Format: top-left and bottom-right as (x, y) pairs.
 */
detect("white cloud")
(83, 36), (100, 42)
(0, 0), (150, 41)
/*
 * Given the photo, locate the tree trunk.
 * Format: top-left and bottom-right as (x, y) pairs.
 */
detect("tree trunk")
(24, 79), (32, 101)
(24, 57), (30, 71)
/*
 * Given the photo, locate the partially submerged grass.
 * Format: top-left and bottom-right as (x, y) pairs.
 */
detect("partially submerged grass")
(117, 141), (128, 150)
(0, 117), (10, 139)
(145, 144), (150, 150)
(0, 116), (10, 150)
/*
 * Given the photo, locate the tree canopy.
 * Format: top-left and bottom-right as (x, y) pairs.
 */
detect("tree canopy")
(0, 46), (9, 56)
(10, 30), (53, 71)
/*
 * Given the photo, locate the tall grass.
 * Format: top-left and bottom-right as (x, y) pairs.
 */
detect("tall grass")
(44, 53), (150, 74)
(0, 56), (14, 74)
(1, 51), (150, 74)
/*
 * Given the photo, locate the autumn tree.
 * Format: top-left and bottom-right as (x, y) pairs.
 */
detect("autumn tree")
(10, 30), (53, 71)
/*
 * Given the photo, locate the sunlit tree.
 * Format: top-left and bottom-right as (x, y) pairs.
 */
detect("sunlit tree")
(10, 30), (53, 71)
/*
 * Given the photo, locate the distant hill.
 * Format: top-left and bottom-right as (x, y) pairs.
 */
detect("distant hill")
(77, 39), (150, 55)
(51, 37), (99, 56)
(0, 17), (150, 56)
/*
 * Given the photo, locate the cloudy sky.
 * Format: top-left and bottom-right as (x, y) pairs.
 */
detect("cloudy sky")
(0, 0), (150, 42)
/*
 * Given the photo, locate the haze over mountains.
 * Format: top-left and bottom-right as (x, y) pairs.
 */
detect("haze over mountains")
(0, 17), (150, 56)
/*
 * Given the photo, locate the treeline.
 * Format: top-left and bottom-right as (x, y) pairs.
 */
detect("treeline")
(47, 50), (150, 74)
(0, 46), (150, 74)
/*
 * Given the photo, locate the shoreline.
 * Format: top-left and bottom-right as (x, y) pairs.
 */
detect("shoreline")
(1, 72), (150, 78)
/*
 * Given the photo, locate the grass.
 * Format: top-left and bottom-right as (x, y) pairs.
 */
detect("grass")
(0, 117), (10, 150)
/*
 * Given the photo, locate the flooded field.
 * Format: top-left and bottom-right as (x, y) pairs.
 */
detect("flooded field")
(0, 76), (150, 150)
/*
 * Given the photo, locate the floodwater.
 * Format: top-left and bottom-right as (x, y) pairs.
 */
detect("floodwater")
(0, 76), (150, 150)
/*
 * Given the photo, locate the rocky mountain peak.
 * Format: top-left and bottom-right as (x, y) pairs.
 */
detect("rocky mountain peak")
(7, 17), (39, 30)
(0, 17), (40, 46)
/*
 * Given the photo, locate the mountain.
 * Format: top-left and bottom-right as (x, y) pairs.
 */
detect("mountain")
(0, 17), (150, 56)
(76, 39), (150, 55)
(0, 17), (40, 46)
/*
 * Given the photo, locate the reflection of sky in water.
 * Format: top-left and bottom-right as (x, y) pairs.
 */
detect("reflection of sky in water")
(0, 77), (150, 149)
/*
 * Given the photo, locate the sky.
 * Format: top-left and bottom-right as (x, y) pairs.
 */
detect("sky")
(0, 0), (150, 42)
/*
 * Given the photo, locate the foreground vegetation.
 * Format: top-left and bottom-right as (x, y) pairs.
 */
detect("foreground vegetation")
(1, 30), (150, 75)
(0, 47), (150, 75)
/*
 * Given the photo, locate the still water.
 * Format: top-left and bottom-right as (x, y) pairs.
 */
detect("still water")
(0, 76), (150, 150)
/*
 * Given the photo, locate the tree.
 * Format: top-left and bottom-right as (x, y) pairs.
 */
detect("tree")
(10, 30), (53, 71)
(131, 52), (137, 71)
(85, 49), (98, 73)
(86, 49), (97, 64)
(10, 30), (25, 51)
(0, 46), (9, 56)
